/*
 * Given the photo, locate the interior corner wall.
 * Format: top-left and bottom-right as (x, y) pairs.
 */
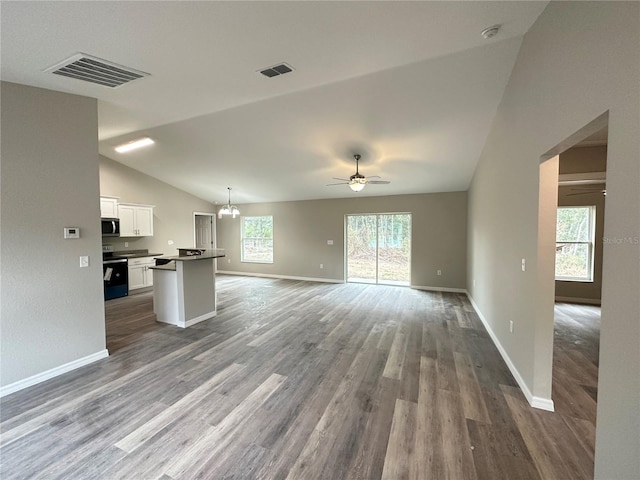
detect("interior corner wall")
(1, 82), (107, 390)
(216, 192), (467, 290)
(99, 156), (215, 255)
(466, 2), (639, 479)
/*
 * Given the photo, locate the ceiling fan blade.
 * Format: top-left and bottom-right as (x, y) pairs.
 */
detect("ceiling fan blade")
(366, 175), (381, 179)
(566, 191), (604, 196)
(332, 177), (350, 182)
(367, 180), (390, 184)
(326, 182), (349, 186)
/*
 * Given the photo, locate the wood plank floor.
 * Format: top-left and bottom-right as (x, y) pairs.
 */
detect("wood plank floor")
(1, 276), (597, 479)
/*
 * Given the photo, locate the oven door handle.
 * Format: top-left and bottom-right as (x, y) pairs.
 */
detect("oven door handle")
(104, 259), (128, 265)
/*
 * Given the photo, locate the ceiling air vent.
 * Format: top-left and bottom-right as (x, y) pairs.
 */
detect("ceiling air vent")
(258, 62), (294, 78)
(45, 53), (150, 88)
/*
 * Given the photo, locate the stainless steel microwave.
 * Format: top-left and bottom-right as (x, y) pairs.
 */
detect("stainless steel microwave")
(101, 218), (120, 237)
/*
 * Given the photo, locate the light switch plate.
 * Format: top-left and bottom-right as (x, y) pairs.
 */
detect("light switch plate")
(327, 240), (334, 245)
(79, 256), (89, 268)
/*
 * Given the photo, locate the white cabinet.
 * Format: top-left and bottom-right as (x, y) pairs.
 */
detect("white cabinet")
(128, 257), (155, 290)
(100, 196), (119, 218)
(119, 204), (154, 237)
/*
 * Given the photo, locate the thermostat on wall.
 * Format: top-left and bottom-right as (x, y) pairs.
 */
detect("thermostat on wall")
(64, 227), (80, 239)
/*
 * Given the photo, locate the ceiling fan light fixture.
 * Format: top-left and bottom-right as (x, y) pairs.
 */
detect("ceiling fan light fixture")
(326, 153), (389, 191)
(349, 179), (366, 192)
(218, 187), (240, 219)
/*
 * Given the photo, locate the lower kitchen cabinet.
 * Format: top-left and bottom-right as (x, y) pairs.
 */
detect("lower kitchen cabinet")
(128, 257), (155, 290)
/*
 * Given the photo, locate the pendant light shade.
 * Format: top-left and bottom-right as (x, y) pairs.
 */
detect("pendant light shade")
(218, 187), (240, 219)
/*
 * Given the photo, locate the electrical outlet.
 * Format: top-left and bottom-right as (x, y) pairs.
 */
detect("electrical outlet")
(521, 258), (526, 272)
(124, 242), (129, 247)
(79, 256), (89, 268)
(168, 240), (174, 245)
(320, 263), (324, 269)
(509, 320), (514, 333)
(228, 258), (231, 263)
(473, 279), (476, 287)
(327, 240), (334, 245)
(437, 269), (442, 276)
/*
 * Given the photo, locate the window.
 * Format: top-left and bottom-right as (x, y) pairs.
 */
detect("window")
(555, 206), (595, 281)
(241, 216), (273, 263)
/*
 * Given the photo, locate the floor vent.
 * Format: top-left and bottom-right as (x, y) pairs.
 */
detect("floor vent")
(258, 63), (294, 78)
(45, 53), (150, 88)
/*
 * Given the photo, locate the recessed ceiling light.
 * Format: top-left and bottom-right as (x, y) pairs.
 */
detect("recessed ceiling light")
(481, 25), (501, 39)
(115, 137), (154, 153)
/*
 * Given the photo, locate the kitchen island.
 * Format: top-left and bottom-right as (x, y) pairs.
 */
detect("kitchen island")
(150, 248), (225, 328)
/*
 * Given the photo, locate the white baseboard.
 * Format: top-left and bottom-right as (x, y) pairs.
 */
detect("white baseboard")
(411, 285), (467, 293)
(465, 292), (555, 412)
(555, 296), (601, 306)
(530, 395), (555, 411)
(0, 349), (109, 398)
(216, 270), (344, 284)
(182, 311), (217, 328)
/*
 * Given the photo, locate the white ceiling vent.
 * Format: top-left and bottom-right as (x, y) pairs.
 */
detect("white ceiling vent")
(45, 53), (150, 88)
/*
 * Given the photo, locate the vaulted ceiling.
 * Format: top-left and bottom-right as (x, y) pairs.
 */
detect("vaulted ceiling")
(1, 1), (548, 204)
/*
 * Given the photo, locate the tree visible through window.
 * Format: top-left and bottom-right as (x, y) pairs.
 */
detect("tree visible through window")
(241, 216), (273, 263)
(555, 206), (595, 281)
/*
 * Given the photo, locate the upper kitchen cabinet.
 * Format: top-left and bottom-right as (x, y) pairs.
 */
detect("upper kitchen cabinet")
(119, 203), (154, 237)
(100, 196), (119, 218)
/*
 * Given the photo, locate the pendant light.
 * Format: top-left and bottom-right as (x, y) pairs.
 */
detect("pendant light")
(218, 187), (240, 219)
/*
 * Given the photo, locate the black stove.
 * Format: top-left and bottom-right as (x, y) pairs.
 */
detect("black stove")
(102, 246), (128, 300)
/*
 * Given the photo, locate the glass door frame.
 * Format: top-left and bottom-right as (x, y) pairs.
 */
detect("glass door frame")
(344, 212), (412, 286)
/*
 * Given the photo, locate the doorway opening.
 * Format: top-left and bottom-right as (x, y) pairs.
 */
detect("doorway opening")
(193, 212), (216, 249)
(346, 213), (411, 286)
(537, 112), (607, 438)
(552, 124), (607, 424)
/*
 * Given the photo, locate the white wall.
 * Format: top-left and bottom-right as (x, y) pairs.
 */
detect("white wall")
(99, 156), (215, 256)
(217, 192), (467, 290)
(1, 82), (107, 391)
(467, 2), (639, 478)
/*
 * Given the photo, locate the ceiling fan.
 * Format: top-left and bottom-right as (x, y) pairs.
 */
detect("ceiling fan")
(566, 186), (607, 197)
(327, 154), (390, 192)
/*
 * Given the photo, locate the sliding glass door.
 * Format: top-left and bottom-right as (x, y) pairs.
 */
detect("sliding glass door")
(346, 213), (411, 286)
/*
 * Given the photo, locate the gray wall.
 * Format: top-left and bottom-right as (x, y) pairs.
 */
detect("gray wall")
(217, 192), (467, 289)
(1, 82), (106, 387)
(558, 145), (607, 175)
(556, 146), (607, 303)
(466, 2), (639, 478)
(99, 156), (215, 255)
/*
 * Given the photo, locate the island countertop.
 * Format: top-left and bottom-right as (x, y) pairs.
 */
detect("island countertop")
(154, 248), (226, 262)
(150, 248), (224, 328)
(149, 262), (176, 271)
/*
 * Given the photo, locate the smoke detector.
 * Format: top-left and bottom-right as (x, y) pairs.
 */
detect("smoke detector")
(481, 25), (501, 39)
